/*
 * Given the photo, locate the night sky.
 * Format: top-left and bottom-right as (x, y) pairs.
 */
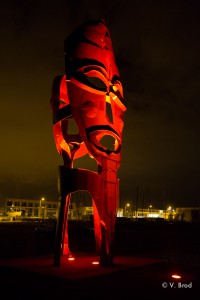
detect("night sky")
(0, 0), (200, 209)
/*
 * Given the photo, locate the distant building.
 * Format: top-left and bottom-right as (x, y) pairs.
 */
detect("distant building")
(4, 198), (58, 220)
(175, 207), (200, 222)
(2, 197), (199, 223)
(122, 207), (176, 220)
(2, 198), (94, 221)
(68, 203), (93, 220)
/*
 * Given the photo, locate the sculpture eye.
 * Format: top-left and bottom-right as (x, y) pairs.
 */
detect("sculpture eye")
(86, 76), (107, 91)
(83, 68), (109, 92)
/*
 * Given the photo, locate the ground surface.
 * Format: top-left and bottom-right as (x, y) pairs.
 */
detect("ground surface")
(0, 219), (199, 299)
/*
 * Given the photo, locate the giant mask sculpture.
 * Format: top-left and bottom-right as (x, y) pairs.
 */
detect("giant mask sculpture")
(51, 19), (126, 266)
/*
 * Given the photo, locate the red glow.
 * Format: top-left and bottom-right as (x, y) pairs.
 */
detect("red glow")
(68, 257), (75, 261)
(52, 19), (126, 267)
(172, 274), (181, 279)
(92, 261), (99, 265)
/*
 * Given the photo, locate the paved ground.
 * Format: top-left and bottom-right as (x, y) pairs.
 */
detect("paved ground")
(0, 220), (199, 299)
(0, 256), (198, 299)
(0, 253), (162, 279)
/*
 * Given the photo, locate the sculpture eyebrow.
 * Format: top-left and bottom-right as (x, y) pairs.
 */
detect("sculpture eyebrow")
(65, 58), (107, 79)
(83, 66), (105, 73)
(83, 66), (108, 80)
(81, 35), (104, 49)
(71, 59), (106, 72)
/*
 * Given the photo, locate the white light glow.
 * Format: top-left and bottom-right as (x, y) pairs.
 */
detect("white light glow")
(172, 274), (181, 279)
(68, 257), (75, 261)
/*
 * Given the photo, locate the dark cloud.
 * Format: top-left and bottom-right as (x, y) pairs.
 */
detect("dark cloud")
(0, 0), (200, 208)
(11, 0), (39, 34)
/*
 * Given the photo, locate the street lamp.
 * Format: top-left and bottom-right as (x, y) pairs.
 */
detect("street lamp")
(125, 203), (130, 217)
(149, 205), (152, 218)
(167, 206), (172, 220)
(40, 197), (45, 219)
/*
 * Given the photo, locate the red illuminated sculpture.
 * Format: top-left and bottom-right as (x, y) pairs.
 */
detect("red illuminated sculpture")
(51, 19), (126, 266)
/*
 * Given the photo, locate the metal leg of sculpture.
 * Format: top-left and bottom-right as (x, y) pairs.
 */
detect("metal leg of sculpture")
(54, 167), (72, 266)
(53, 161), (120, 267)
(92, 199), (102, 255)
(99, 183), (118, 266)
(62, 195), (71, 256)
(53, 194), (66, 266)
(92, 170), (119, 266)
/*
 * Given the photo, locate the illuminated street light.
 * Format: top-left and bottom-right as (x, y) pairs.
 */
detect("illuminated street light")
(166, 206), (174, 220)
(125, 203), (130, 217)
(39, 197), (46, 219)
(149, 205), (152, 218)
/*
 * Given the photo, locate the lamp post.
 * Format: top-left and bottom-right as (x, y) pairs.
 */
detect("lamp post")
(40, 197), (45, 219)
(125, 203), (130, 217)
(167, 206), (172, 220)
(149, 205), (152, 219)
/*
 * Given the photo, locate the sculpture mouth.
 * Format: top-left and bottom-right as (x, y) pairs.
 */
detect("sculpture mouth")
(86, 125), (121, 154)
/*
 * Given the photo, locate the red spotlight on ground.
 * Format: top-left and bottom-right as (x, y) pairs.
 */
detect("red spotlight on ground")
(92, 261), (99, 265)
(68, 257), (75, 261)
(172, 274), (181, 279)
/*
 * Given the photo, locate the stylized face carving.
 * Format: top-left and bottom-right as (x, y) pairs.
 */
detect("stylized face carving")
(64, 20), (126, 167)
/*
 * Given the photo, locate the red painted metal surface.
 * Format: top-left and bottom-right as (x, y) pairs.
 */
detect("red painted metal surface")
(51, 19), (126, 266)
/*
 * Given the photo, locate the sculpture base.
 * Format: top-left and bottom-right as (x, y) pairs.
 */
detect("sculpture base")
(0, 253), (162, 280)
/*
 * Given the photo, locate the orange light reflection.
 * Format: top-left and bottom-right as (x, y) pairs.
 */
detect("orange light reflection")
(172, 274), (181, 279)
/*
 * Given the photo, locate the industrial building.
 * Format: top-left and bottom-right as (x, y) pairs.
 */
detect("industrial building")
(175, 207), (200, 222)
(1, 197), (199, 222)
